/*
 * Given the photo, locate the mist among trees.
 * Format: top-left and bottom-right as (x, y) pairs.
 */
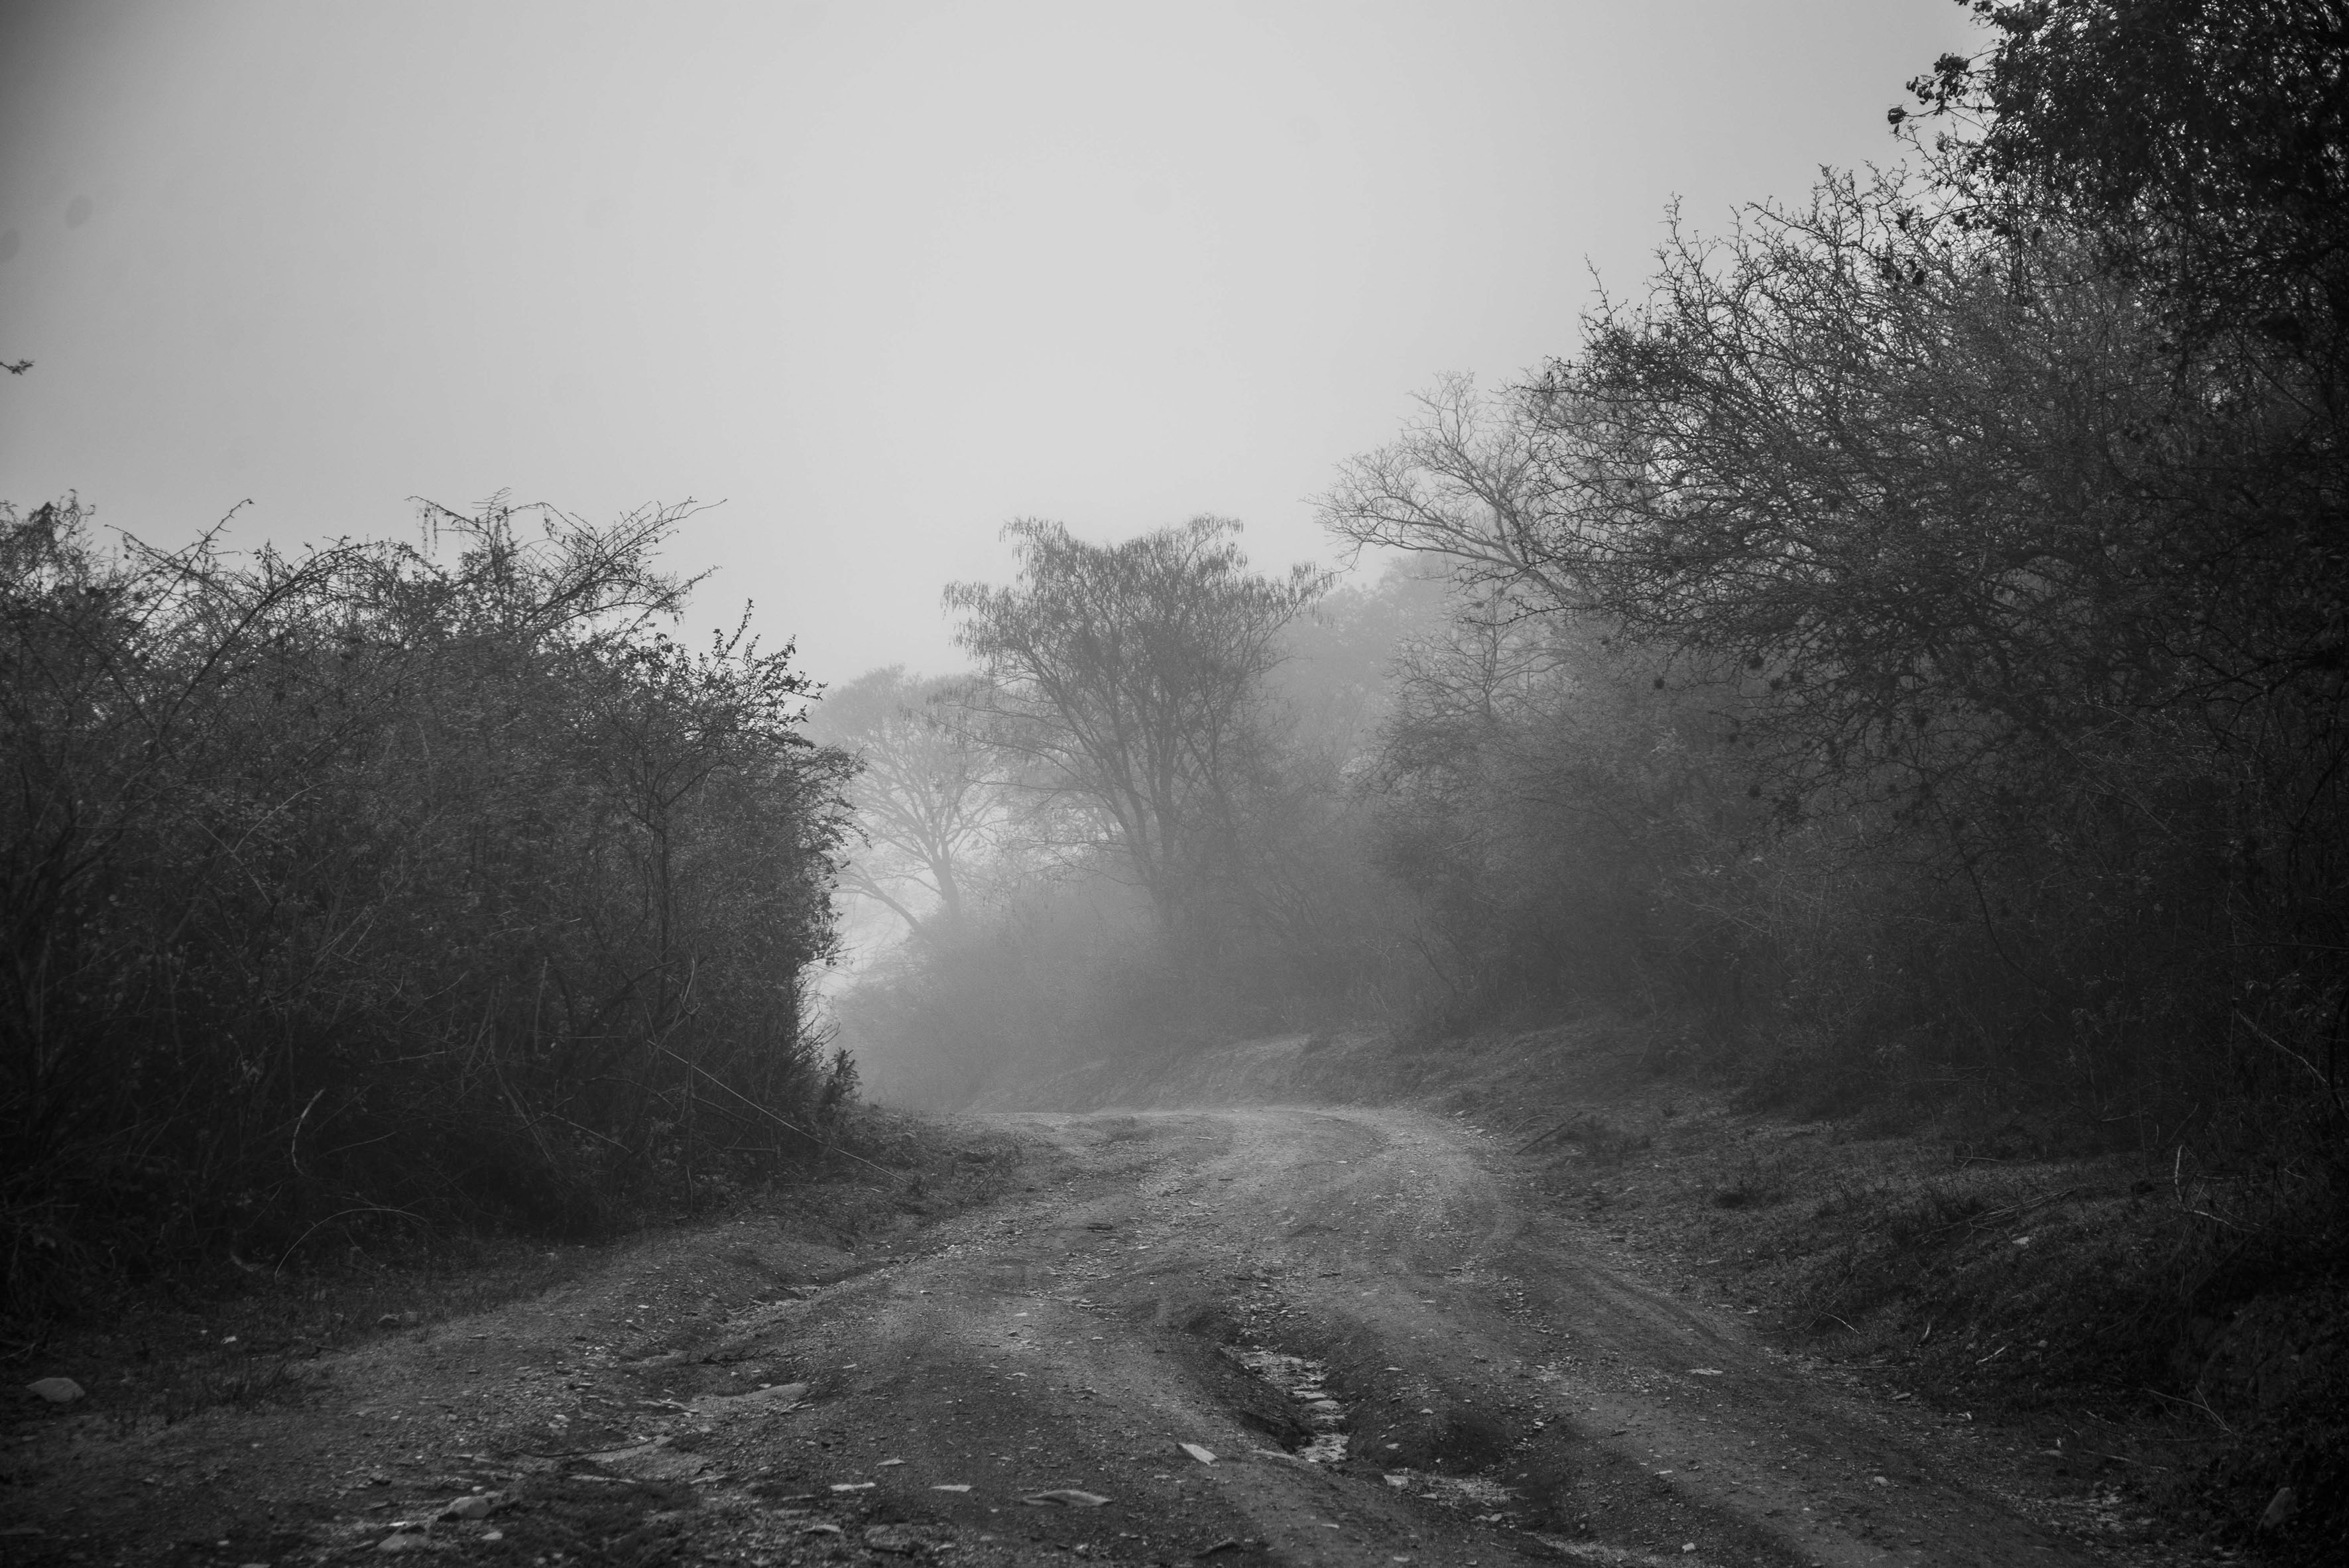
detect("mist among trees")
(4, 1), (2340, 1413)
(830, 0), (2348, 1263)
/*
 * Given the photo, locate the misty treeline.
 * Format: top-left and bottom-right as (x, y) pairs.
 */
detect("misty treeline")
(817, 520), (1437, 1105)
(1, 497), (853, 1314)
(835, 0), (2349, 1201)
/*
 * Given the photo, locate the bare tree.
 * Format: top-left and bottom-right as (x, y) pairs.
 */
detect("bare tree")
(815, 666), (1008, 937)
(944, 517), (1323, 943)
(1316, 373), (1593, 614)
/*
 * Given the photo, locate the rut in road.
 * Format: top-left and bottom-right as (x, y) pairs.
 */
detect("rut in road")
(9, 1106), (2120, 1567)
(746, 1104), (2088, 1568)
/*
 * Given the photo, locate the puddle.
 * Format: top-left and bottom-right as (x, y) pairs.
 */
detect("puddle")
(1226, 1349), (1349, 1463)
(1383, 1469), (1516, 1510)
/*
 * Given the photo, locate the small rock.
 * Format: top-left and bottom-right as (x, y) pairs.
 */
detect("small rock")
(1180, 1442), (1217, 1463)
(1023, 1488), (1112, 1507)
(800, 1522), (844, 1536)
(2259, 1486), (2297, 1531)
(376, 1532), (431, 1553)
(864, 1524), (920, 1555)
(737, 1381), (810, 1406)
(25, 1378), (84, 1404)
(440, 1494), (495, 1520)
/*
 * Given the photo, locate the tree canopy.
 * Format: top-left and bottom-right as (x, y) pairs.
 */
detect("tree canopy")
(944, 517), (1324, 942)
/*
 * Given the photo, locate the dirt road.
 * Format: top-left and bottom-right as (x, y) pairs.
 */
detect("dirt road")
(9, 1107), (2126, 1566)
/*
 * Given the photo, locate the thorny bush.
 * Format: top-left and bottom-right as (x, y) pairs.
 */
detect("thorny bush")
(0, 497), (855, 1320)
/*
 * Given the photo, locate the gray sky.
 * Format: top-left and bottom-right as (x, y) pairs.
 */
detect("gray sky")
(0, 0), (1976, 685)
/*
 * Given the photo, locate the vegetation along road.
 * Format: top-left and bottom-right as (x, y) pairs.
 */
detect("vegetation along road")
(7, 1106), (2168, 1567)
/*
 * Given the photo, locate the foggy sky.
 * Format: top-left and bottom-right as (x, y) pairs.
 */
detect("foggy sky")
(0, 0), (1975, 687)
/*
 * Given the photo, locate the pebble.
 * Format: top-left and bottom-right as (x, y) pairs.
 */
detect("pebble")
(25, 1378), (84, 1404)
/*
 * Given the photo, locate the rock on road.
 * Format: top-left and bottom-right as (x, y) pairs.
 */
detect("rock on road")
(9, 1107), (2114, 1567)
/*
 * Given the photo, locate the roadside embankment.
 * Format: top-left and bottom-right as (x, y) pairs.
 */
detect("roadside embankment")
(975, 1014), (2346, 1563)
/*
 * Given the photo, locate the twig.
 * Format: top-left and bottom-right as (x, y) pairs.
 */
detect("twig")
(1515, 1116), (1586, 1154)
(287, 1088), (327, 1178)
(2086, 1450), (2166, 1470)
(2169, 1146), (2252, 1231)
(2143, 1386), (2234, 1435)
(2234, 1010), (2346, 1117)
(545, 1113), (629, 1150)
(272, 1205), (429, 1276)
(1925, 1185), (2078, 1237)
(656, 1048), (890, 1174)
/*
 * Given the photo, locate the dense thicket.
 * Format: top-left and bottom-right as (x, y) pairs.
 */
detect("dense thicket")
(1305, 10), (2349, 1536)
(1, 499), (852, 1314)
(1323, 4), (2349, 1145)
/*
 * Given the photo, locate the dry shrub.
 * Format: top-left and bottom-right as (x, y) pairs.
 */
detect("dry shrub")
(1, 497), (854, 1320)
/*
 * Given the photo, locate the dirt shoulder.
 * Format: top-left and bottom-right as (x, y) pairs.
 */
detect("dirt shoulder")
(991, 1019), (2335, 1563)
(0, 1113), (1031, 1565)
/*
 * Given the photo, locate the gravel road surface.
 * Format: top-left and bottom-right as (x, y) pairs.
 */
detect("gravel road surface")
(7, 1107), (2114, 1567)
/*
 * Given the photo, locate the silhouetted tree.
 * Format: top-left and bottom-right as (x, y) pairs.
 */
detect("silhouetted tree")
(1897, 0), (2349, 369)
(814, 666), (1011, 936)
(944, 517), (1323, 950)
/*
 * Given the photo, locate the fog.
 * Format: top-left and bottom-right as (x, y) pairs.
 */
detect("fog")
(3, 0), (2008, 1306)
(0, 0), (1971, 683)
(11, 11), (2348, 1547)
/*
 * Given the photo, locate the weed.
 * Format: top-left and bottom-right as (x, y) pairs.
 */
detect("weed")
(155, 1355), (316, 1426)
(1709, 1156), (1790, 1210)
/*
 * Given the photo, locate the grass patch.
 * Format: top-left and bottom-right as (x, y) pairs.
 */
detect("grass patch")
(150, 1353), (319, 1428)
(1625, 1108), (2345, 1562)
